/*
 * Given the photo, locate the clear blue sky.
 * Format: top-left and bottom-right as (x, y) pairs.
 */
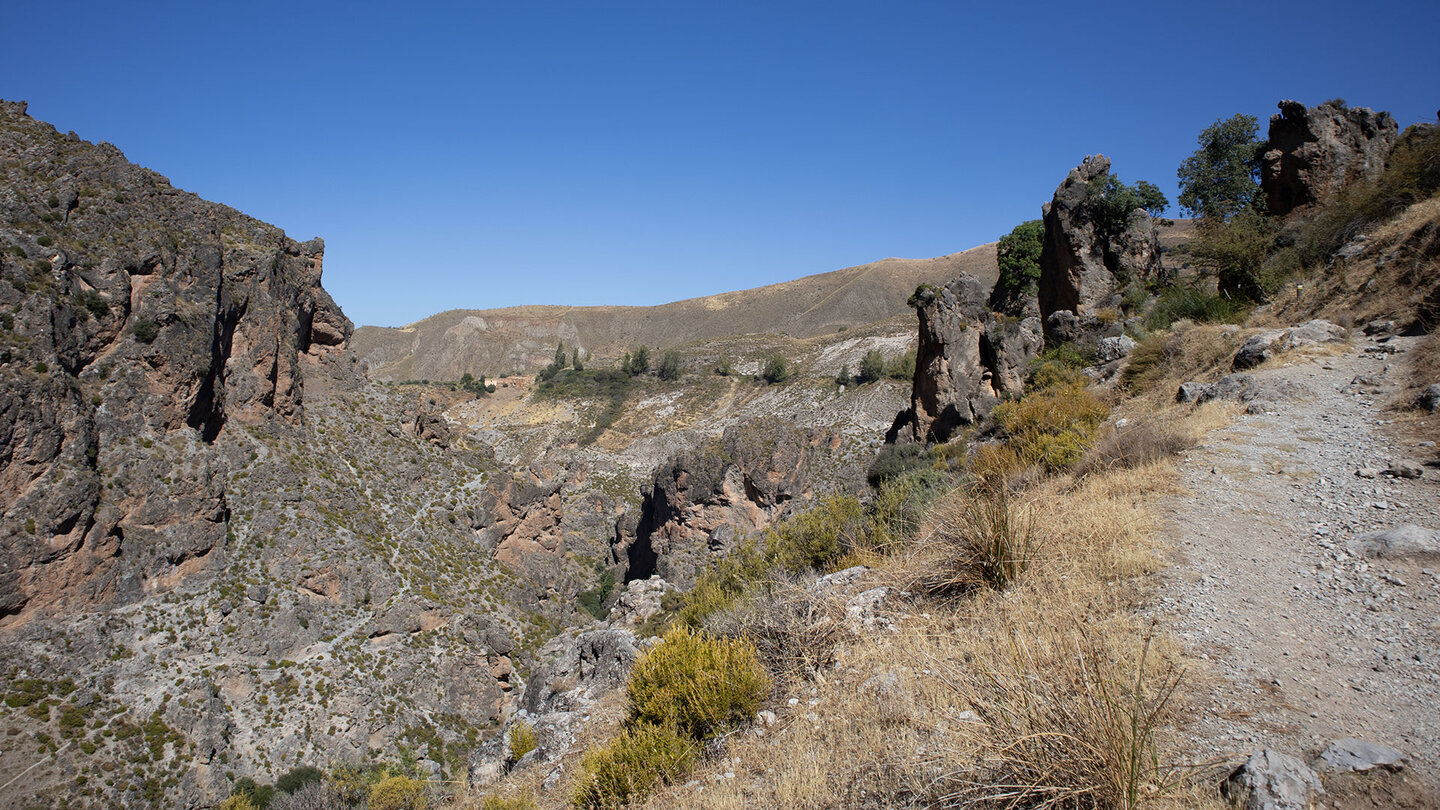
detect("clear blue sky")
(5, 1), (1436, 327)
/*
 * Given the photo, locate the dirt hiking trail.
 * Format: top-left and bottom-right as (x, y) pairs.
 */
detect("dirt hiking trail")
(1155, 331), (1440, 797)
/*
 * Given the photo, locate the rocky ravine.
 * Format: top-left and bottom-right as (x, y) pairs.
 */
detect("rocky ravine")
(1158, 330), (1440, 797)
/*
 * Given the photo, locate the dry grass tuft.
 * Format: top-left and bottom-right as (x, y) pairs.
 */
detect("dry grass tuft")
(1073, 418), (1197, 478)
(899, 485), (1036, 600)
(1122, 324), (1249, 405)
(702, 575), (851, 690)
(926, 617), (1186, 809)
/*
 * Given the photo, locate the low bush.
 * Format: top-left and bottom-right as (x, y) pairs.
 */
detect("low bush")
(626, 625), (769, 741)
(761, 353), (789, 384)
(269, 782), (345, 810)
(989, 381), (1108, 473)
(704, 574), (850, 687)
(570, 723), (697, 809)
(132, 314), (159, 344)
(1144, 285), (1248, 331)
(368, 774), (427, 810)
(867, 442), (930, 487)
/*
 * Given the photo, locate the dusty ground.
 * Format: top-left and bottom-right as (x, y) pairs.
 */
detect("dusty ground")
(1155, 332), (1440, 796)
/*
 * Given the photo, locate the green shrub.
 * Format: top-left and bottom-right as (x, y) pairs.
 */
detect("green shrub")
(867, 442), (930, 487)
(657, 350), (682, 381)
(858, 349), (885, 384)
(218, 797), (257, 810)
(1143, 285), (1248, 331)
(507, 721), (538, 762)
(570, 723), (697, 809)
(577, 570), (617, 620)
(886, 348), (916, 380)
(274, 765), (324, 795)
(132, 314), (159, 344)
(1184, 208), (1280, 299)
(986, 381), (1108, 475)
(767, 494), (867, 572)
(36, 235), (53, 247)
(328, 762), (382, 805)
(991, 219), (1045, 314)
(761, 354), (789, 384)
(368, 774), (427, 810)
(626, 626), (768, 741)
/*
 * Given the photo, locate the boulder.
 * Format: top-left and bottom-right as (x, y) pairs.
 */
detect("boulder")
(1037, 155), (1160, 334)
(1096, 335), (1137, 363)
(1385, 459), (1424, 479)
(1262, 99), (1398, 218)
(1418, 384), (1440, 412)
(1233, 320), (1347, 370)
(1350, 525), (1440, 560)
(1313, 739), (1408, 773)
(1221, 750), (1322, 810)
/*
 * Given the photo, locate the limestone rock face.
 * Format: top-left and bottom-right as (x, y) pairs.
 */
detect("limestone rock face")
(1037, 155), (1161, 332)
(1262, 99), (1398, 218)
(889, 275), (1042, 445)
(0, 100), (351, 623)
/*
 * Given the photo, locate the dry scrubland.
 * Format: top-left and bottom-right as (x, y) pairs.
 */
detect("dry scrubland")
(455, 341), (1254, 810)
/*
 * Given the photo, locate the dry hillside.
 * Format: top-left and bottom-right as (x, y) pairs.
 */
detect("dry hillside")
(351, 247), (998, 382)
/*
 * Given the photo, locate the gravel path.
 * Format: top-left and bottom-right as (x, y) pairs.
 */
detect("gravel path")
(1155, 332), (1440, 789)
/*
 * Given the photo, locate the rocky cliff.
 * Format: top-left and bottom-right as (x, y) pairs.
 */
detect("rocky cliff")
(1036, 155), (1161, 332)
(0, 99), (350, 623)
(1262, 99), (1399, 218)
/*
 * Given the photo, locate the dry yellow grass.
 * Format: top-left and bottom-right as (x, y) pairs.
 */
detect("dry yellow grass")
(462, 403), (1236, 810)
(635, 448), (1228, 810)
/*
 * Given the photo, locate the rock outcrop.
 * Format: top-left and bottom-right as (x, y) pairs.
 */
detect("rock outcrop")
(617, 421), (852, 587)
(0, 100), (351, 623)
(1261, 99), (1398, 218)
(1037, 155), (1161, 333)
(888, 275), (1042, 445)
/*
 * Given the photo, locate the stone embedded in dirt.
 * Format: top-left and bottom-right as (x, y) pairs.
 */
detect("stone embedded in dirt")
(1356, 467), (1381, 479)
(1350, 524), (1440, 560)
(1233, 320), (1347, 370)
(1314, 738), (1408, 773)
(1419, 384), (1440, 412)
(1385, 459), (1424, 479)
(1096, 334), (1137, 363)
(1222, 749), (1323, 810)
(1362, 319), (1395, 336)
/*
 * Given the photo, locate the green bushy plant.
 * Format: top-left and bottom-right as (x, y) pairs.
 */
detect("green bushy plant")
(626, 626), (768, 741)
(570, 723), (697, 809)
(368, 774), (427, 810)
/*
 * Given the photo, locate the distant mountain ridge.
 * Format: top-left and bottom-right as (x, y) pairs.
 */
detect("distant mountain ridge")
(352, 246), (999, 381)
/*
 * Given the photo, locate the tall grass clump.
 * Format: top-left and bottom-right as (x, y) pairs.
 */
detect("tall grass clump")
(907, 485), (1035, 599)
(931, 621), (1186, 810)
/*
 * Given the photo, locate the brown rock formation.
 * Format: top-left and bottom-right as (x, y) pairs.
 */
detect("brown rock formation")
(0, 100), (351, 622)
(1037, 155), (1161, 332)
(1262, 99), (1398, 218)
(888, 275), (1042, 445)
